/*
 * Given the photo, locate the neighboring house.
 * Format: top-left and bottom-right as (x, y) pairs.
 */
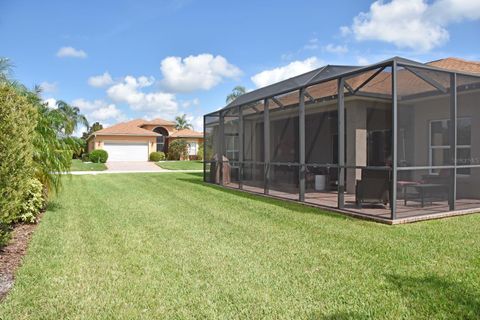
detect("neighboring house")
(87, 118), (203, 161)
(204, 57), (480, 223)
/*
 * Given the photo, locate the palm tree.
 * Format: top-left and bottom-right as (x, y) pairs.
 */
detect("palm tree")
(175, 114), (193, 130)
(226, 86), (246, 104)
(15, 86), (77, 193)
(0, 57), (13, 83)
(55, 100), (89, 136)
(82, 121), (103, 140)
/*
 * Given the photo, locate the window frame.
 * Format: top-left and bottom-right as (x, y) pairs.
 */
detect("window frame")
(428, 117), (471, 176)
(225, 133), (239, 161)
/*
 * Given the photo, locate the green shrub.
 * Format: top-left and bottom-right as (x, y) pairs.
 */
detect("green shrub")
(18, 178), (45, 223)
(0, 222), (12, 247)
(81, 153), (90, 162)
(167, 139), (189, 160)
(89, 149), (108, 163)
(0, 83), (37, 226)
(196, 142), (204, 160)
(63, 137), (86, 159)
(149, 151), (165, 161)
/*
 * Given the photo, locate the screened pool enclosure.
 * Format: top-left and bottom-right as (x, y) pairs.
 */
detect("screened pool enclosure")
(203, 57), (480, 223)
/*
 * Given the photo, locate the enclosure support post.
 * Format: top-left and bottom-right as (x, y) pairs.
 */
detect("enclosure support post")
(299, 88), (306, 202)
(219, 112), (225, 186)
(338, 78), (345, 209)
(391, 61), (398, 220)
(449, 73), (457, 211)
(264, 98), (270, 194)
(238, 106), (244, 190)
(203, 115), (206, 182)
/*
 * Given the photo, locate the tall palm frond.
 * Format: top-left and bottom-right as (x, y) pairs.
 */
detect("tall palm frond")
(55, 100), (89, 136)
(175, 114), (193, 130)
(226, 86), (246, 104)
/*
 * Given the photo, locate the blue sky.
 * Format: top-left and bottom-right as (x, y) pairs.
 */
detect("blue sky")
(1, 0), (480, 134)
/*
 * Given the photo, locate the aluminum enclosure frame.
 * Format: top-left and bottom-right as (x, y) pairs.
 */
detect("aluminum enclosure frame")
(204, 56), (480, 222)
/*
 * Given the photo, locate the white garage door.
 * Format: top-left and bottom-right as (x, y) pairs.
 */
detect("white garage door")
(103, 142), (149, 162)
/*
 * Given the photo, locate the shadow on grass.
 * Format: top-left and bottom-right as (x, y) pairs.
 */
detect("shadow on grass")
(177, 175), (355, 222)
(386, 274), (480, 318)
(46, 201), (62, 212)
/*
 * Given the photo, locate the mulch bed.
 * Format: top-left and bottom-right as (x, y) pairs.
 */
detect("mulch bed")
(0, 212), (44, 300)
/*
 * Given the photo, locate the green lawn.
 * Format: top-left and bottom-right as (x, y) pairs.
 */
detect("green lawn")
(156, 160), (203, 170)
(70, 159), (107, 171)
(1, 173), (479, 319)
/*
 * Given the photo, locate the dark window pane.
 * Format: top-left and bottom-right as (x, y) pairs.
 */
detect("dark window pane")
(457, 118), (471, 146)
(430, 120), (449, 146)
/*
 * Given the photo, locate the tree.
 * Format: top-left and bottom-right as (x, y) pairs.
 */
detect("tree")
(167, 139), (189, 160)
(0, 83), (37, 227)
(226, 86), (246, 104)
(55, 100), (89, 136)
(175, 114), (193, 130)
(9, 85), (80, 192)
(0, 57), (12, 82)
(82, 121), (103, 140)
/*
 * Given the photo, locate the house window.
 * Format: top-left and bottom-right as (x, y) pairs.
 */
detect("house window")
(225, 134), (239, 161)
(188, 142), (198, 156)
(156, 136), (165, 152)
(429, 118), (471, 175)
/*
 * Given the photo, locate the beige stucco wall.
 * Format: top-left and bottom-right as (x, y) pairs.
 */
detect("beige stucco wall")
(403, 89), (480, 199)
(91, 135), (157, 155)
(168, 137), (203, 144)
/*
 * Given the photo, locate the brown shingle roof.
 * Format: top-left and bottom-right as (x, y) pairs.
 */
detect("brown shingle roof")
(169, 129), (203, 138)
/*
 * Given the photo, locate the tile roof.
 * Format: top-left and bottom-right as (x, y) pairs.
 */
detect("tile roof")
(90, 118), (203, 139)
(94, 119), (159, 136)
(427, 57), (480, 74)
(219, 56), (480, 112)
(169, 129), (203, 138)
(237, 57), (480, 112)
(141, 118), (175, 126)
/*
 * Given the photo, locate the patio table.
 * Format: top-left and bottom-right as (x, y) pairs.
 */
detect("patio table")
(404, 183), (445, 208)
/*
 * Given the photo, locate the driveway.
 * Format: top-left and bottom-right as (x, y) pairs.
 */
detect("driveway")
(106, 161), (166, 172)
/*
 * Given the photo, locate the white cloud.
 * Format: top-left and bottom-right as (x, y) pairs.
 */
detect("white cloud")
(40, 81), (57, 93)
(107, 75), (178, 116)
(71, 98), (126, 123)
(340, 26), (351, 37)
(89, 104), (124, 122)
(250, 57), (322, 88)
(356, 56), (371, 65)
(160, 53), (242, 92)
(323, 44), (348, 54)
(304, 38), (319, 50)
(44, 98), (57, 109)
(88, 72), (113, 87)
(72, 98), (109, 111)
(185, 115), (203, 131)
(181, 98), (200, 108)
(73, 125), (87, 138)
(56, 46), (87, 58)
(343, 0), (480, 52)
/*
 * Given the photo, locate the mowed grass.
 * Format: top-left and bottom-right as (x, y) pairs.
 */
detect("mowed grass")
(1, 173), (479, 319)
(70, 159), (107, 171)
(156, 160), (203, 170)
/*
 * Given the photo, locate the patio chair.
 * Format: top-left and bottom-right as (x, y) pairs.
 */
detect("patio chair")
(355, 169), (390, 208)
